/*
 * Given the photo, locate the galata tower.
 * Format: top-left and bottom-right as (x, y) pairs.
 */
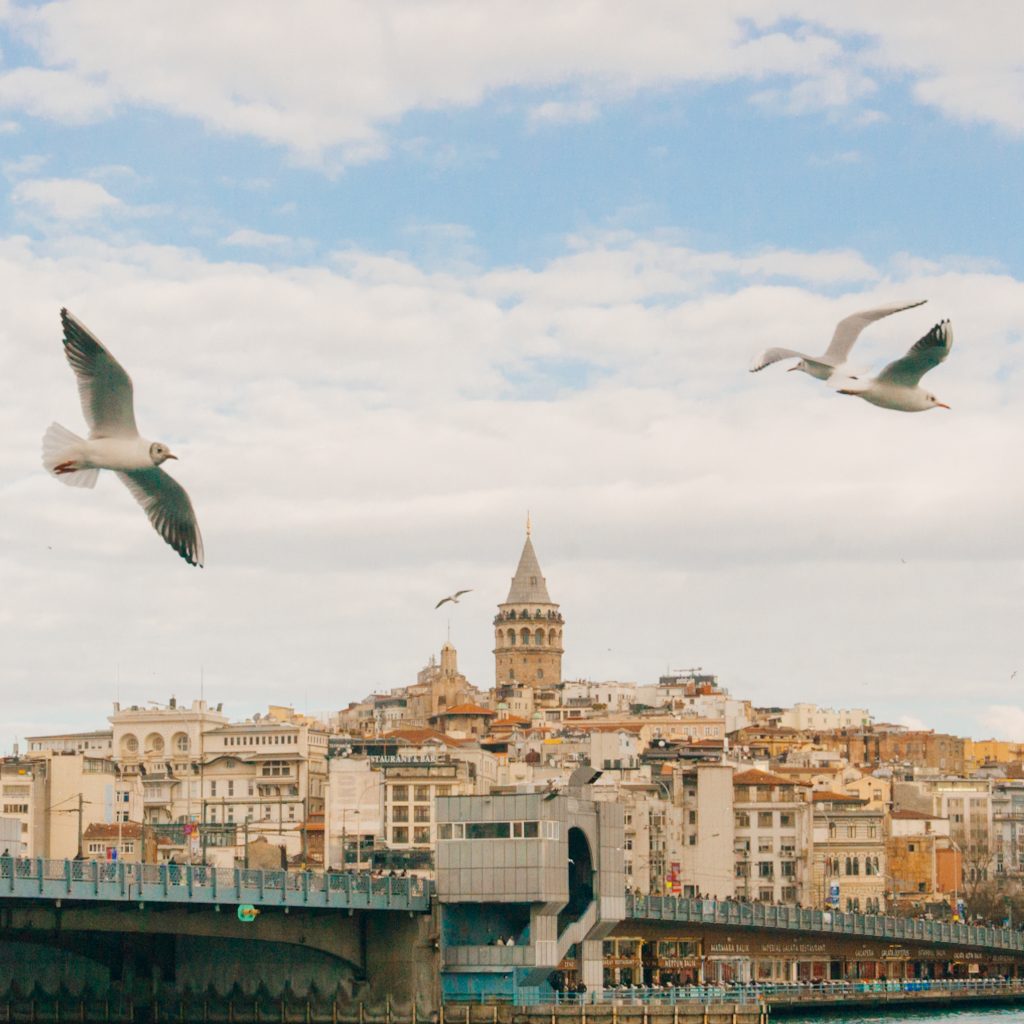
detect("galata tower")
(493, 520), (564, 688)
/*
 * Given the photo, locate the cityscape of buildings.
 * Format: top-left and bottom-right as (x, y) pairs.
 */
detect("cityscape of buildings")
(4, 528), (1023, 922)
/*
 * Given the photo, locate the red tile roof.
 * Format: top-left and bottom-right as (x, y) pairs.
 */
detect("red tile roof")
(733, 768), (808, 787)
(436, 704), (496, 717)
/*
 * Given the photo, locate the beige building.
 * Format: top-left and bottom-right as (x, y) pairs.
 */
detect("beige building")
(25, 730), (113, 756)
(14, 753), (143, 859)
(201, 716), (329, 840)
(812, 792), (886, 913)
(887, 809), (950, 908)
(493, 527), (564, 691)
(677, 763), (736, 899)
(110, 698), (229, 828)
(732, 769), (813, 904)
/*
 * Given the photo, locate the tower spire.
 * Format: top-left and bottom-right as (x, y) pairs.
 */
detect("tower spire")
(526, 510), (531, 537)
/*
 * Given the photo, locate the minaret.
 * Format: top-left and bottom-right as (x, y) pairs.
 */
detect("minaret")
(493, 518), (564, 689)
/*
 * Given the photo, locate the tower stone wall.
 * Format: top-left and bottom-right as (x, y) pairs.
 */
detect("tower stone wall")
(493, 530), (563, 689)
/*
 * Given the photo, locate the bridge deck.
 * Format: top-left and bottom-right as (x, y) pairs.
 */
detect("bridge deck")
(628, 894), (1024, 955)
(0, 857), (430, 912)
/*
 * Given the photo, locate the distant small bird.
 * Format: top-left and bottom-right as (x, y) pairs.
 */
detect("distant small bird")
(750, 300), (926, 381)
(435, 589), (472, 609)
(832, 320), (952, 413)
(1012, 670), (1018, 681)
(42, 308), (204, 567)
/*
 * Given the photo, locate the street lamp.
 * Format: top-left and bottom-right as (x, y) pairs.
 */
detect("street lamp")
(948, 839), (963, 921)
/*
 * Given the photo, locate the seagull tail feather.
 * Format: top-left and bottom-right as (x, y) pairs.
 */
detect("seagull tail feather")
(42, 422), (99, 489)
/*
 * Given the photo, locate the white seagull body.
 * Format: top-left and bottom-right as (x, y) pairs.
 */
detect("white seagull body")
(750, 300), (927, 380)
(42, 308), (205, 567)
(435, 589), (472, 609)
(832, 319), (953, 413)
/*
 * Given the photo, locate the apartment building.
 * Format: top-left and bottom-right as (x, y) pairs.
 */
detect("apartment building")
(811, 792), (886, 913)
(887, 809), (950, 907)
(201, 716), (329, 834)
(732, 769), (813, 904)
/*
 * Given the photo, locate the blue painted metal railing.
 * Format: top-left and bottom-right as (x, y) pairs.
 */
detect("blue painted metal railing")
(462, 977), (1024, 1007)
(0, 857), (431, 912)
(628, 894), (1024, 954)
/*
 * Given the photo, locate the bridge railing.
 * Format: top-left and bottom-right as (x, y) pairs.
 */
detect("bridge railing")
(627, 894), (1024, 954)
(502, 977), (1024, 1007)
(0, 856), (431, 912)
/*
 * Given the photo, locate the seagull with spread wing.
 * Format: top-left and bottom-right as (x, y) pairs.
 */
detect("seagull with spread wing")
(831, 320), (953, 413)
(750, 300), (926, 381)
(41, 308), (204, 567)
(435, 589), (472, 609)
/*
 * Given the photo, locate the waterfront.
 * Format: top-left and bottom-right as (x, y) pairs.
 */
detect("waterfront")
(780, 1008), (1024, 1023)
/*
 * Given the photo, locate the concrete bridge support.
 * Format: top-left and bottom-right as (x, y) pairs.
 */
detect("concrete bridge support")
(0, 902), (439, 1021)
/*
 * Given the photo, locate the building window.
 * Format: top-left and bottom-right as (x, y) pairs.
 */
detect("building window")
(758, 812), (773, 828)
(414, 805), (430, 823)
(414, 786), (430, 802)
(392, 786), (409, 802)
(174, 733), (190, 753)
(413, 827), (431, 844)
(228, 780), (235, 797)
(779, 813), (794, 827)
(393, 806), (409, 822)
(757, 861), (773, 878)
(392, 827), (408, 844)
(210, 782), (217, 797)
(735, 812), (750, 828)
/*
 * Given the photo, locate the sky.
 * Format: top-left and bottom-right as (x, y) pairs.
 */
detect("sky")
(1, 2), (1024, 745)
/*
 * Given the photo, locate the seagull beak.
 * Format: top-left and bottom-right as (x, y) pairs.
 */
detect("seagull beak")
(936, 402), (950, 410)
(786, 365), (800, 372)
(166, 453), (179, 460)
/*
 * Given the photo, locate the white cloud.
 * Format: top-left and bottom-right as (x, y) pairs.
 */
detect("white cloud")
(11, 176), (123, 221)
(977, 705), (1024, 742)
(1, 230), (1024, 738)
(0, 66), (113, 122)
(528, 99), (600, 129)
(0, 4), (1020, 163)
(223, 228), (294, 250)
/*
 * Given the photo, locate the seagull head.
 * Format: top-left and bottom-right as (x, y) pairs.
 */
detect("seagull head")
(149, 442), (178, 465)
(927, 394), (950, 410)
(787, 360), (811, 375)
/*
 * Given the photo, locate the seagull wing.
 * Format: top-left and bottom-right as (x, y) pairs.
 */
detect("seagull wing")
(874, 320), (953, 387)
(116, 468), (204, 567)
(435, 596), (453, 609)
(822, 300), (927, 365)
(453, 589), (473, 598)
(749, 347), (809, 373)
(61, 308), (139, 438)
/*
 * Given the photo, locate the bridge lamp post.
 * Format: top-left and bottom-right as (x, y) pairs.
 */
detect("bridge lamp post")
(949, 839), (963, 920)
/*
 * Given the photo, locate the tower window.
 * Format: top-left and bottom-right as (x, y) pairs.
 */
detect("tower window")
(530, 576), (537, 585)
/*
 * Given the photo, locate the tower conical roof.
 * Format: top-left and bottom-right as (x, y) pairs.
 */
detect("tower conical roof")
(505, 535), (553, 604)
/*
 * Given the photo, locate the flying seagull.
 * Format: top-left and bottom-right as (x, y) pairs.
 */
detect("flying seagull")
(42, 308), (204, 567)
(435, 589), (472, 609)
(750, 300), (927, 381)
(832, 320), (952, 413)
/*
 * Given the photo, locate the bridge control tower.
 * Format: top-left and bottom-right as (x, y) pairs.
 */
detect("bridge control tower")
(435, 766), (624, 1002)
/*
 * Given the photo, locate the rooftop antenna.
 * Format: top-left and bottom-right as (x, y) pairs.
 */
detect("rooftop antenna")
(447, 617), (452, 644)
